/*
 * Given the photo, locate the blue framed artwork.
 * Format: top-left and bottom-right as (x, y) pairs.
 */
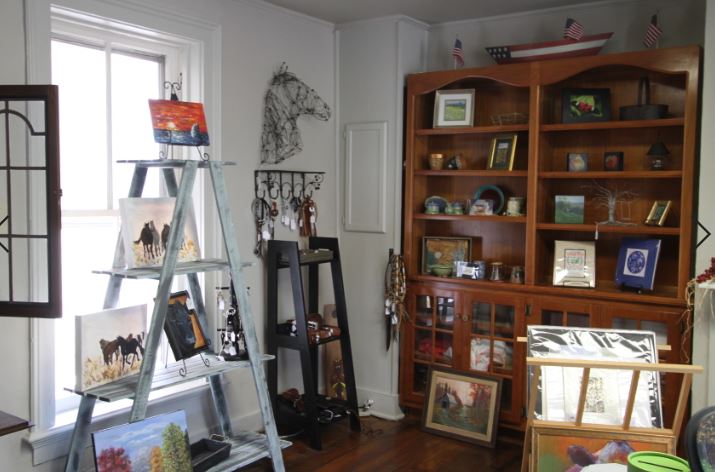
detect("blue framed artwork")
(615, 238), (662, 291)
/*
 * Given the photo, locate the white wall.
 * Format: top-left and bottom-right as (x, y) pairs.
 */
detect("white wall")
(0, 0), (336, 469)
(336, 16), (427, 419)
(427, 0), (705, 70)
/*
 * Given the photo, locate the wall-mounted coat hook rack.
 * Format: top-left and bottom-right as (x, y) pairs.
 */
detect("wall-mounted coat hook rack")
(254, 170), (325, 202)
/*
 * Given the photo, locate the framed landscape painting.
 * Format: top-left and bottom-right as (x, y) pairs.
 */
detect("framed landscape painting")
(531, 425), (673, 471)
(421, 366), (501, 447)
(433, 89), (475, 127)
(92, 410), (192, 472)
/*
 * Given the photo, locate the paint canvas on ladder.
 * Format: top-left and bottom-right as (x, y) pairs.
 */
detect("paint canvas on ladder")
(119, 197), (200, 269)
(75, 304), (148, 391)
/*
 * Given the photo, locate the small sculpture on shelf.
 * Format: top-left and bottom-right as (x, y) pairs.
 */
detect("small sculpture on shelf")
(587, 181), (637, 238)
(646, 140), (670, 170)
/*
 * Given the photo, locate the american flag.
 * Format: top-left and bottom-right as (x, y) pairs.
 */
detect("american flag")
(643, 14), (662, 48)
(452, 38), (464, 68)
(564, 18), (584, 40)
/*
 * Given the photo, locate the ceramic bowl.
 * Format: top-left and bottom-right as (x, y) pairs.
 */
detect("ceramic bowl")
(430, 264), (453, 277)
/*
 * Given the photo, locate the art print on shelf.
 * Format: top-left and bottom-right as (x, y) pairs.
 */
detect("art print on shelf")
(75, 304), (147, 391)
(92, 410), (192, 472)
(604, 151), (624, 171)
(164, 291), (210, 362)
(148, 99), (210, 146)
(552, 240), (595, 287)
(615, 238), (662, 291)
(554, 195), (585, 224)
(562, 88), (611, 123)
(531, 425), (673, 471)
(644, 200), (672, 226)
(119, 197), (200, 269)
(566, 153), (588, 172)
(421, 366), (501, 447)
(488, 134), (517, 170)
(422, 237), (471, 274)
(527, 325), (663, 428)
(433, 89), (475, 128)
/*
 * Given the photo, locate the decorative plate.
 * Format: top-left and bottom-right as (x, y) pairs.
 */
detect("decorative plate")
(424, 196), (449, 214)
(473, 185), (505, 215)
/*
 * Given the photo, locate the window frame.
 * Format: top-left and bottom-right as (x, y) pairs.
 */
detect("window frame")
(25, 0), (221, 464)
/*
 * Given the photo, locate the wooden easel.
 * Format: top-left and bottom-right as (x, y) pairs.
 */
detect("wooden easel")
(520, 357), (703, 471)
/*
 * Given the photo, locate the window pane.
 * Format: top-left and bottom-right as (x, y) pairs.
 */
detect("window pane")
(51, 40), (108, 210)
(110, 51), (161, 204)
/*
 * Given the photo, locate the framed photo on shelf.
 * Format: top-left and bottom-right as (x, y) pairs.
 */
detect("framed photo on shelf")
(644, 200), (672, 226)
(164, 291), (210, 362)
(566, 152), (588, 172)
(488, 134), (517, 170)
(552, 240), (595, 287)
(604, 151), (624, 171)
(433, 89), (475, 128)
(530, 424), (673, 471)
(615, 238), (662, 291)
(527, 325), (663, 429)
(562, 88), (611, 123)
(422, 237), (471, 274)
(421, 366), (501, 447)
(554, 195), (585, 224)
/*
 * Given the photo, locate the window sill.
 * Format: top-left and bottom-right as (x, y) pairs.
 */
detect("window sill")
(26, 380), (210, 466)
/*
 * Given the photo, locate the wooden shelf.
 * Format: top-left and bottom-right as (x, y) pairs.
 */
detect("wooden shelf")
(536, 223), (680, 235)
(65, 354), (274, 402)
(416, 169), (529, 177)
(0, 410), (31, 437)
(415, 213), (527, 223)
(415, 124), (528, 135)
(94, 258), (253, 279)
(204, 431), (291, 472)
(540, 117), (684, 132)
(539, 171), (682, 179)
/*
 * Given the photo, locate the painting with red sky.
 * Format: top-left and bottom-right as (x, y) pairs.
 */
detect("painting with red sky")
(148, 99), (210, 146)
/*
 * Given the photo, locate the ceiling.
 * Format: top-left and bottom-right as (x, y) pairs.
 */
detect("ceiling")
(260, 0), (585, 24)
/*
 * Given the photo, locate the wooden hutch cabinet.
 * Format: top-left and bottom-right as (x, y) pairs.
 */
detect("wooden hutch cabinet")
(400, 46), (701, 430)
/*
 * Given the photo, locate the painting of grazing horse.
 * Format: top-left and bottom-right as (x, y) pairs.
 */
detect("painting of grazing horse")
(134, 222), (155, 259)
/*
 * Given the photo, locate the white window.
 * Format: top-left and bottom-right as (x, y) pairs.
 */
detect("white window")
(26, 3), (220, 464)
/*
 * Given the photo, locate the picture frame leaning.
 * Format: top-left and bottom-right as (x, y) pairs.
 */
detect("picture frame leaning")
(433, 89), (475, 128)
(421, 366), (501, 447)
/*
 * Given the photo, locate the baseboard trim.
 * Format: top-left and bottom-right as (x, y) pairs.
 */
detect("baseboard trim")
(356, 387), (404, 420)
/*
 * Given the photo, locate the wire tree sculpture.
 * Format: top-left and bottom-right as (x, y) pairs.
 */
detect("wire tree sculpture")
(588, 180), (638, 238)
(260, 63), (331, 164)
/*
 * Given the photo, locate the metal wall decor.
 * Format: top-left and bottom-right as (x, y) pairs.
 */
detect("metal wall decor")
(0, 85), (62, 318)
(252, 170), (325, 256)
(260, 63), (331, 164)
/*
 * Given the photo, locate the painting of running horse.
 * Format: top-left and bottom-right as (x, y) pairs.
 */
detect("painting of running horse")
(119, 197), (200, 269)
(75, 305), (148, 390)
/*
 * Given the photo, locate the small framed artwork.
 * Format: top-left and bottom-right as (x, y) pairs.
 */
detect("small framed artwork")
(149, 99), (210, 146)
(488, 134), (517, 170)
(566, 152), (588, 172)
(531, 424), (673, 471)
(562, 88), (612, 123)
(604, 151), (624, 171)
(554, 195), (585, 224)
(644, 200), (672, 226)
(553, 240), (596, 287)
(433, 89), (475, 128)
(164, 291), (210, 362)
(422, 237), (471, 274)
(615, 238), (662, 291)
(421, 366), (501, 447)
(92, 410), (192, 472)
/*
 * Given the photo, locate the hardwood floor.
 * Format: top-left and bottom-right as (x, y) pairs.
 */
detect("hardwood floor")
(242, 411), (524, 471)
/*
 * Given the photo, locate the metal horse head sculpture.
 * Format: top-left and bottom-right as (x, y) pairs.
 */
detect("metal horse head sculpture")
(261, 63), (331, 164)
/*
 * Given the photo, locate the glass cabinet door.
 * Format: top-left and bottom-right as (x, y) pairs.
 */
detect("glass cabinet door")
(531, 298), (595, 329)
